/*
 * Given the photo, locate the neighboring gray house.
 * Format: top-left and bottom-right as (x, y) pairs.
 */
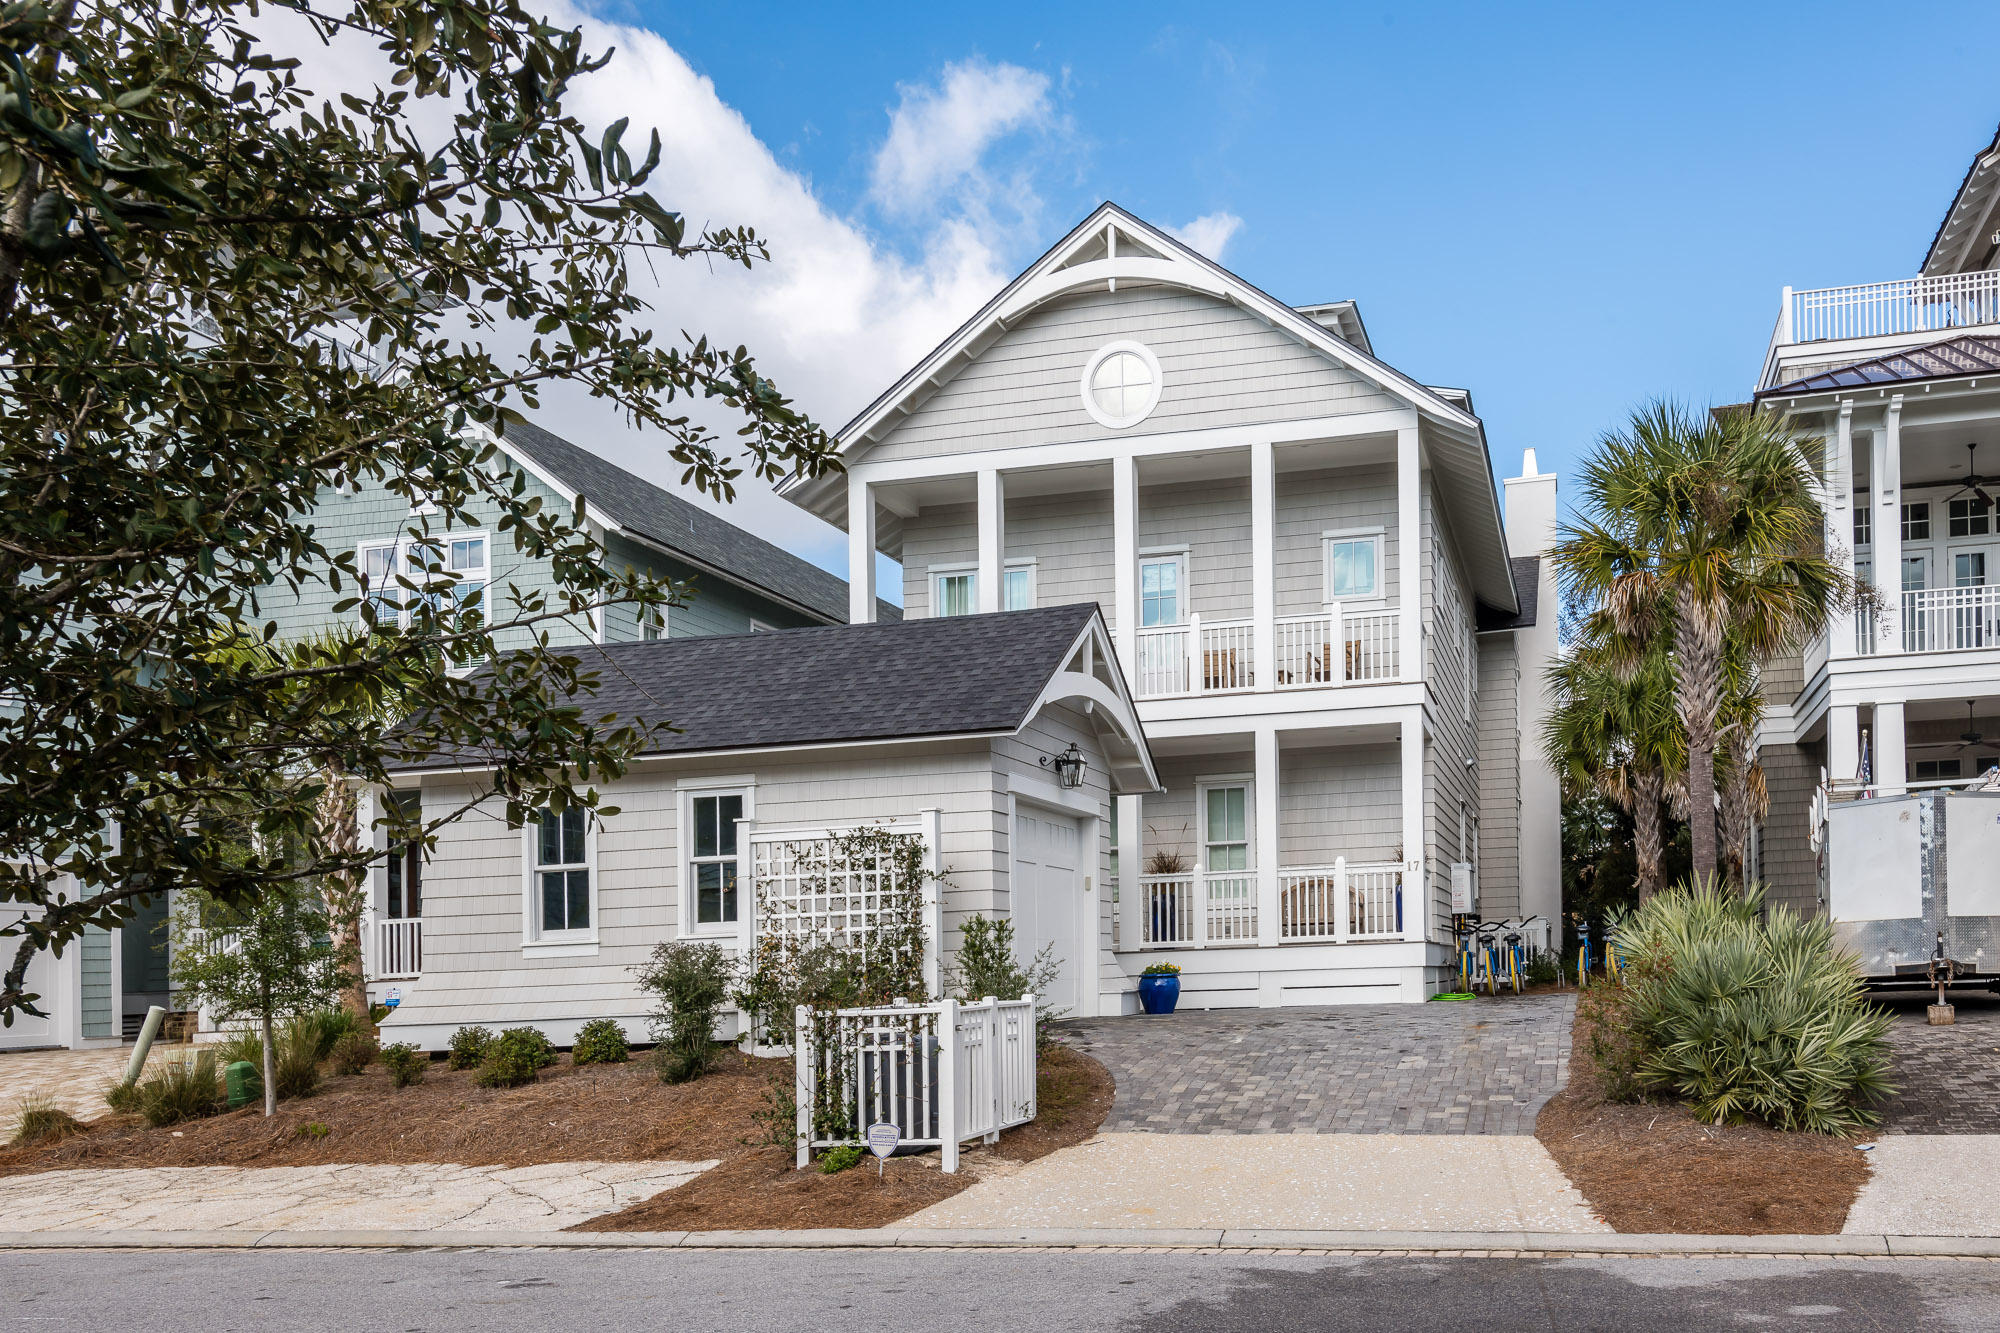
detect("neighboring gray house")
(780, 203), (1562, 1008)
(376, 606), (1155, 1045)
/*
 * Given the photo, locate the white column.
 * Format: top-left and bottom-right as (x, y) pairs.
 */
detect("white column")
(1829, 703), (1862, 787)
(1255, 725), (1281, 954)
(1875, 701), (1907, 797)
(1396, 425), (1421, 682)
(1877, 399), (1903, 655)
(847, 472), (876, 624)
(977, 468), (1005, 614)
(1400, 712), (1426, 943)
(1117, 792), (1142, 957)
(1251, 441), (1276, 692)
(1829, 404), (1855, 658)
(1113, 455), (1138, 668)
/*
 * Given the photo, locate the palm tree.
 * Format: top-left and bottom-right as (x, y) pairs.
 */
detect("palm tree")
(1715, 633), (1767, 888)
(1544, 619), (1684, 900)
(1554, 402), (1841, 882)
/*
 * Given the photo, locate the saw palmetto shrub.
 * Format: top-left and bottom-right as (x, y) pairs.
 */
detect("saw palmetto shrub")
(1617, 880), (1893, 1133)
(137, 1051), (224, 1127)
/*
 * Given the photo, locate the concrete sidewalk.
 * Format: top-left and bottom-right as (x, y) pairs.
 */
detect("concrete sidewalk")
(906, 1133), (1609, 1233)
(1846, 1137), (2000, 1237)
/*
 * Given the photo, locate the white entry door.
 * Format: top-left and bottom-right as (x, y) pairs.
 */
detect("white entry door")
(0, 908), (59, 1050)
(1012, 807), (1086, 1015)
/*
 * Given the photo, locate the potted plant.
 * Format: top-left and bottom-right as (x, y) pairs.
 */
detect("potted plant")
(1138, 961), (1181, 1015)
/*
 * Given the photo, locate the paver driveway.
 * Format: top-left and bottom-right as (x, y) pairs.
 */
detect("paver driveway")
(1058, 992), (1573, 1135)
(1876, 990), (2000, 1134)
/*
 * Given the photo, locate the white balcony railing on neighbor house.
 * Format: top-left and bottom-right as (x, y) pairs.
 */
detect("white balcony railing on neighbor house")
(368, 917), (422, 980)
(1902, 585), (2000, 654)
(1785, 270), (2000, 345)
(1137, 862), (1403, 948)
(1278, 860), (1403, 943)
(1133, 609), (1400, 699)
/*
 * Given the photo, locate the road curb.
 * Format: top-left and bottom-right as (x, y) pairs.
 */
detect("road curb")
(2, 1228), (1999, 1256)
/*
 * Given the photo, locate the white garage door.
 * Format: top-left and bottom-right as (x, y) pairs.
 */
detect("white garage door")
(0, 908), (59, 1050)
(1013, 808), (1085, 1015)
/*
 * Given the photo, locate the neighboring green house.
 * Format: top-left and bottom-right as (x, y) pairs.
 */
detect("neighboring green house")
(6, 418), (883, 1050)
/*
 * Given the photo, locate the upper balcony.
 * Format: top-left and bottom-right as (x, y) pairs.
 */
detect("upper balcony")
(1761, 270), (2000, 392)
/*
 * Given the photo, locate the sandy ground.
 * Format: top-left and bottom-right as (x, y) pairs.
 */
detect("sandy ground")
(1844, 1136), (2000, 1236)
(0, 1160), (714, 1232)
(904, 1132), (1611, 1233)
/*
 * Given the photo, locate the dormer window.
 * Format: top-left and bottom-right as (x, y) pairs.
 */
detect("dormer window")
(1080, 341), (1161, 430)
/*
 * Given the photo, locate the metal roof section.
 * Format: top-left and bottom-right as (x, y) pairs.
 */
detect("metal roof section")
(496, 419), (895, 626)
(389, 604), (1157, 792)
(780, 201), (1518, 615)
(1923, 120), (2000, 276)
(1756, 334), (2000, 399)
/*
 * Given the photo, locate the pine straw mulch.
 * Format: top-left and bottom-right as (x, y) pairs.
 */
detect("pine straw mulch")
(570, 1040), (1116, 1232)
(0, 1049), (772, 1177)
(1533, 991), (1871, 1235)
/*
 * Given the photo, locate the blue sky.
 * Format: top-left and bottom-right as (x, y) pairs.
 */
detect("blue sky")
(533, 1), (1998, 586)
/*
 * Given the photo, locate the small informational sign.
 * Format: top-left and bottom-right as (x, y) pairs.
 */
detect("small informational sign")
(384, 987), (401, 1010)
(1450, 862), (1474, 914)
(865, 1122), (900, 1180)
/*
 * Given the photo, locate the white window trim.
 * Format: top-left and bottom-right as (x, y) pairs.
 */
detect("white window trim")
(748, 619), (776, 633)
(676, 777), (756, 938)
(1002, 557), (1038, 612)
(1079, 339), (1163, 431)
(929, 562), (977, 618)
(1194, 775), (1255, 876)
(1137, 548), (1191, 628)
(355, 529), (492, 631)
(1320, 526), (1387, 608)
(521, 808), (600, 953)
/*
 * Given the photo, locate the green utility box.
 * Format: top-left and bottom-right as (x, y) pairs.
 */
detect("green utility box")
(225, 1059), (262, 1109)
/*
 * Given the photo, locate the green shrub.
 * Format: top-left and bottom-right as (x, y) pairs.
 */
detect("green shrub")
(636, 941), (734, 1084)
(817, 1143), (864, 1174)
(104, 1079), (142, 1115)
(214, 1028), (265, 1069)
(296, 1120), (330, 1140)
(571, 1018), (630, 1066)
(1140, 961), (1180, 976)
(475, 1027), (556, 1088)
(446, 1025), (494, 1070)
(137, 1051), (224, 1126)
(297, 1007), (356, 1060)
(1614, 880), (1894, 1133)
(329, 1029), (377, 1077)
(10, 1094), (84, 1147)
(273, 1019), (322, 1100)
(369, 1003), (392, 1026)
(381, 1043), (428, 1089)
(1525, 950), (1562, 987)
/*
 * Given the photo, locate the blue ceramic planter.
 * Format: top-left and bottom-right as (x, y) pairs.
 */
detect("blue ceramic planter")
(1138, 972), (1180, 1015)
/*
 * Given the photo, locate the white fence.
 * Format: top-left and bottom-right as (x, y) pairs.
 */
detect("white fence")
(1784, 270), (2000, 345)
(794, 996), (1036, 1174)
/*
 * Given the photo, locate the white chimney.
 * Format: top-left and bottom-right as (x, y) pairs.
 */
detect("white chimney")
(1520, 447), (1540, 478)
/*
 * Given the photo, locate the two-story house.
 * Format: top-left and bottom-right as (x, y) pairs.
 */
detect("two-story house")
(781, 203), (1562, 1010)
(1, 417), (882, 1052)
(1753, 119), (2000, 923)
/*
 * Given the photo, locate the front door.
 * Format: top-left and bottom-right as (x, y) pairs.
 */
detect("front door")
(1012, 808), (1084, 1015)
(1956, 550), (1989, 649)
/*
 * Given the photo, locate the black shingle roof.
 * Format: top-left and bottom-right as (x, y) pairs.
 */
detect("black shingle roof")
(1477, 556), (1540, 632)
(500, 419), (896, 625)
(1757, 335), (2000, 399)
(394, 605), (1102, 771)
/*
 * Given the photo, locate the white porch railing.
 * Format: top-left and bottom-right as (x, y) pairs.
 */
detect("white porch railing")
(1278, 859), (1404, 942)
(1134, 609), (1400, 698)
(368, 917), (422, 980)
(1274, 608), (1400, 686)
(1901, 585), (2000, 654)
(1138, 872), (1196, 944)
(1133, 615), (1255, 697)
(1136, 871), (1259, 945)
(1785, 270), (2000, 345)
(793, 996), (1036, 1174)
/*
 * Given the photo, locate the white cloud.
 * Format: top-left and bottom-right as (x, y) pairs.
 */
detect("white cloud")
(1168, 212), (1244, 261)
(868, 59), (1053, 216)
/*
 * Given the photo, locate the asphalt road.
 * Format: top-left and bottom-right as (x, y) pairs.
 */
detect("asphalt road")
(7, 1248), (2000, 1331)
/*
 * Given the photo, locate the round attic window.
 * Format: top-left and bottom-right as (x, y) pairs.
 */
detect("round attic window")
(1080, 341), (1161, 429)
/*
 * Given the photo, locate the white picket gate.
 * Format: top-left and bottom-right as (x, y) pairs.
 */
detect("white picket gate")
(794, 996), (1037, 1174)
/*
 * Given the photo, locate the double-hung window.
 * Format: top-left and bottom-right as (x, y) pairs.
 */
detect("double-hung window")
(357, 532), (490, 629)
(531, 807), (592, 938)
(1853, 504), (1871, 548)
(935, 569), (977, 617)
(687, 791), (745, 928)
(1139, 555), (1185, 626)
(1323, 533), (1381, 601)
(1203, 785), (1249, 873)
(1003, 561), (1036, 611)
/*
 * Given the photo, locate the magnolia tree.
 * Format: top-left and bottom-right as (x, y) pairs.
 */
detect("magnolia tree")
(0, 0), (840, 1022)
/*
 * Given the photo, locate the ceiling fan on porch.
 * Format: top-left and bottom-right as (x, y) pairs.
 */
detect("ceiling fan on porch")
(1957, 700), (1985, 751)
(1946, 442), (1998, 508)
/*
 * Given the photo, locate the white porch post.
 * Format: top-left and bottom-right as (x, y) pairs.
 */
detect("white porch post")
(920, 807), (944, 998)
(1829, 404), (1855, 658)
(847, 472), (877, 624)
(1830, 703), (1862, 787)
(1118, 792), (1142, 956)
(1396, 425), (1421, 682)
(977, 468), (1005, 614)
(1113, 455), (1137, 669)
(1877, 398), (1903, 655)
(1400, 712), (1426, 943)
(1251, 441), (1275, 692)
(1876, 701), (1907, 797)
(1255, 725), (1281, 954)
